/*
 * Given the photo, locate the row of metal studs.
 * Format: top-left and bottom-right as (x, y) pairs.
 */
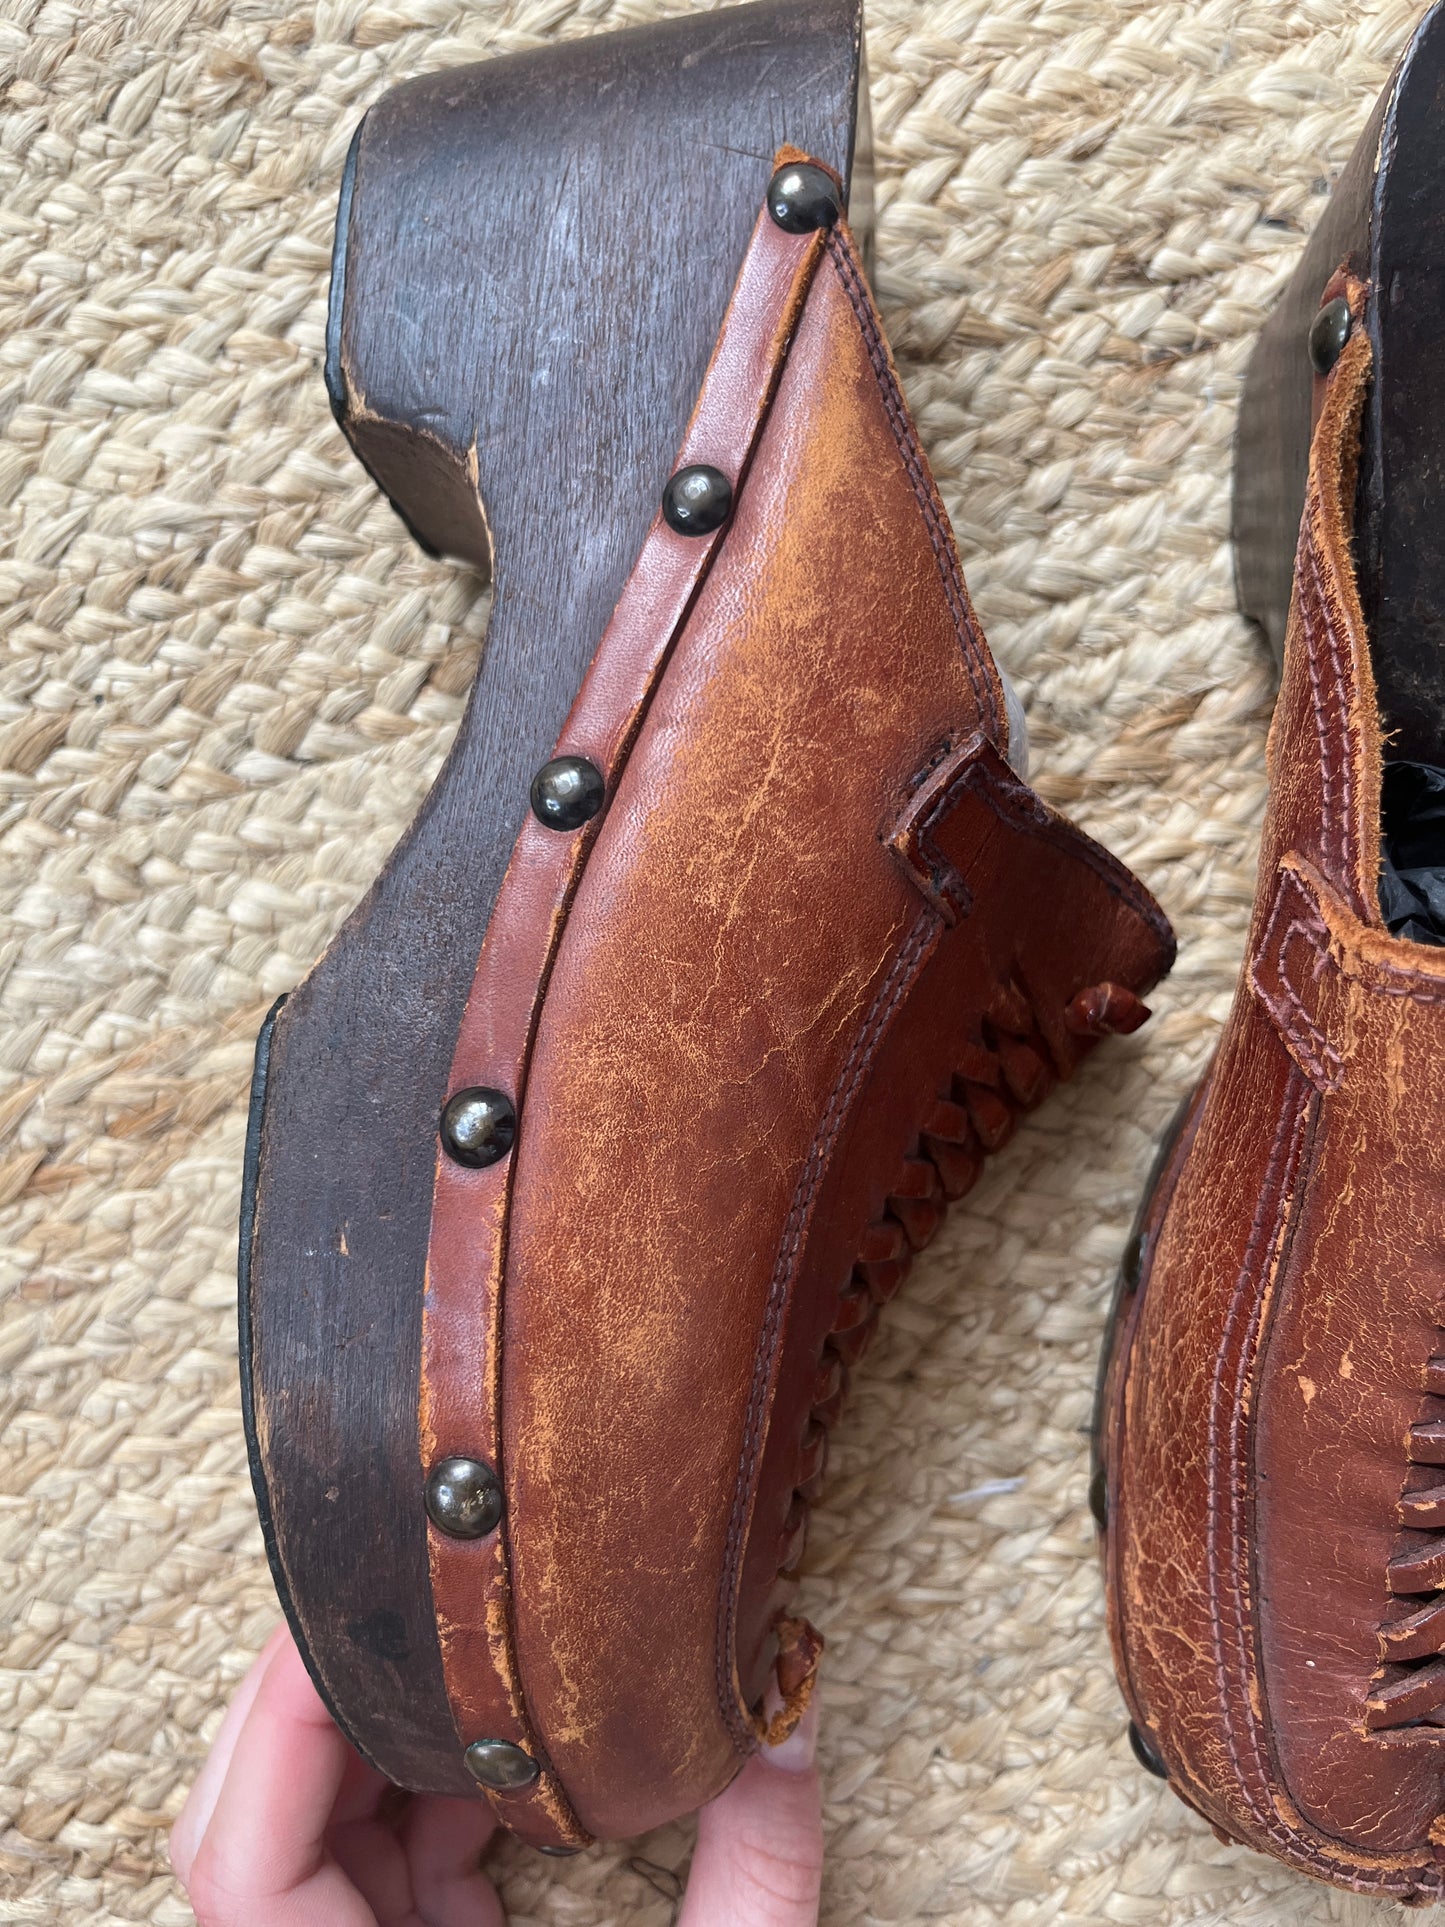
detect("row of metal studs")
(421, 160), (848, 1803)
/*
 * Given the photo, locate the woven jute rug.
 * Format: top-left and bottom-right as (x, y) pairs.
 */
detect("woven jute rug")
(0, 1), (1428, 1921)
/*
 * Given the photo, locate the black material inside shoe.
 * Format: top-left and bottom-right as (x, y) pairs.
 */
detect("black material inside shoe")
(1230, 4), (1445, 948)
(1381, 762), (1445, 946)
(1351, 10), (1445, 946)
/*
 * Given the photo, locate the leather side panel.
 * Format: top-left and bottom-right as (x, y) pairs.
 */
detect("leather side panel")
(501, 235), (996, 1840)
(1112, 981), (1318, 1851)
(500, 222), (1169, 1840)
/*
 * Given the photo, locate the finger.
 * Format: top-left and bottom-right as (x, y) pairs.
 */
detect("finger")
(171, 1623), (291, 1884)
(678, 1698), (824, 1927)
(403, 1794), (507, 1927)
(327, 1793), (500, 1927)
(185, 1626), (366, 1920)
(328, 1747), (393, 1830)
(325, 1811), (413, 1925)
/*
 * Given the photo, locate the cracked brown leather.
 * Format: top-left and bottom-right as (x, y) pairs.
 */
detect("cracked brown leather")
(1103, 282), (1445, 1899)
(425, 153), (1175, 1846)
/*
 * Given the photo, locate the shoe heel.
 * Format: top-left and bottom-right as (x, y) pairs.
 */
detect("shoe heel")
(326, 0), (868, 583)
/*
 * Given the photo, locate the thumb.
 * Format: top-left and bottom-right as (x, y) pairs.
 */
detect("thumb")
(678, 1699), (823, 1927)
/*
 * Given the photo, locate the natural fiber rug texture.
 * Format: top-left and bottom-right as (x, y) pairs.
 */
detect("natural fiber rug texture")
(0, 0), (1429, 1920)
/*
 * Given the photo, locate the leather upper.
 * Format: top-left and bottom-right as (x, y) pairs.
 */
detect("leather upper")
(423, 156), (1175, 1847)
(1107, 281), (1445, 1897)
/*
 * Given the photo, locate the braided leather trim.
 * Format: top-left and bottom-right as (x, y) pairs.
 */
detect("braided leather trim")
(772, 968), (1067, 1587)
(1370, 1313), (1445, 1743)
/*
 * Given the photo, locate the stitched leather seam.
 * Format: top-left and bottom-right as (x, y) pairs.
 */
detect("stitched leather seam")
(1300, 535), (1351, 891)
(1250, 881), (1342, 1091)
(824, 230), (999, 744)
(1318, 537), (1357, 895)
(1299, 323), (1376, 920)
(1257, 923), (1342, 1088)
(1338, 972), (1445, 1004)
(1205, 1072), (1304, 1758)
(1263, 863), (1445, 1006)
(1323, 941), (1445, 1003)
(714, 911), (941, 1750)
(1299, 339), (1370, 907)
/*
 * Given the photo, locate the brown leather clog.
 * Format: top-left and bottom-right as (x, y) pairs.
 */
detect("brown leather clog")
(241, 1), (1174, 1851)
(1099, 2), (1445, 1897)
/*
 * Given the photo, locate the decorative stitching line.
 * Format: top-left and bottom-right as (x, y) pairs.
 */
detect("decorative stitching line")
(1317, 935), (1445, 1003)
(824, 229), (999, 744)
(1300, 534), (1350, 893)
(1250, 873), (1343, 1092)
(1199, 1073), (1384, 1877)
(1262, 861), (1445, 1006)
(1340, 970), (1445, 1003)
(1254, 922), (1342, 1090)
(713, 911), (941, 1750)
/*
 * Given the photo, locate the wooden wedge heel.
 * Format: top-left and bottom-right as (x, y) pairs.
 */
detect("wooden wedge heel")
(242, 0), (1174, 1850)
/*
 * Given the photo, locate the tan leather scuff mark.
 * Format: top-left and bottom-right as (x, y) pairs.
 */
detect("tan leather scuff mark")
(755, 1616), (824, 1746)
(418, 1257), (439, 1470)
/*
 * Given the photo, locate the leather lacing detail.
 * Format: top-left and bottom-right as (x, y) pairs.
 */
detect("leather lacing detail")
(774, 973), (1145, 1582)
(1369, 1312), (1445, 1737)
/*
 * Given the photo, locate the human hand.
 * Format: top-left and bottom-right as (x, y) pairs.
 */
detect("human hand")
(171, 1625), (824, 1926)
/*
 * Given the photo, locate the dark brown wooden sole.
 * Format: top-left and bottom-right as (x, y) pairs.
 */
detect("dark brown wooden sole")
(242, 0), (866, 1800)
(1234, 0), (1445, 772)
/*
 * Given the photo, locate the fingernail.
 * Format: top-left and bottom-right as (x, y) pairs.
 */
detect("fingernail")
(761, 1694), (819, 1774)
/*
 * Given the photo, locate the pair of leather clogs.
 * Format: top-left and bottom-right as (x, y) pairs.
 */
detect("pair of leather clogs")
(239, 0), (1445, 1894)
